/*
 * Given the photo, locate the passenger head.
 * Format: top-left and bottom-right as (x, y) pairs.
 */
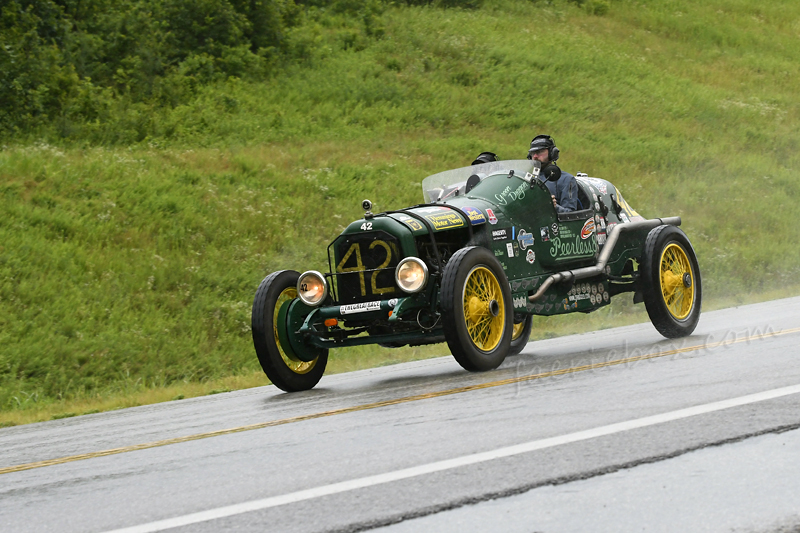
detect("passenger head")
(471, 151), (498, 165)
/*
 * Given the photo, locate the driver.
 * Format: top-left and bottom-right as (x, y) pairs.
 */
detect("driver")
(527, 135), (578, 213)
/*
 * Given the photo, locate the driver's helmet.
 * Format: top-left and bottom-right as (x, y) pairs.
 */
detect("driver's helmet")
(471, 151), (498, 165)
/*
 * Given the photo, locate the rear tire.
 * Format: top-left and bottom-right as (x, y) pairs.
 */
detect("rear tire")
(640, 226), (702, 338)
(508, 314), (533, 356)
(440, 247), (512, 371)
(252, 270), (328, 392)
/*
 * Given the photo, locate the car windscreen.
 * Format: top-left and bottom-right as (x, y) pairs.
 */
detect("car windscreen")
(421, 159), (536, 203)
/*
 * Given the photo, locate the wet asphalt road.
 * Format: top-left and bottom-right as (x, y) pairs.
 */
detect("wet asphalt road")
(2, 297), (800, 533)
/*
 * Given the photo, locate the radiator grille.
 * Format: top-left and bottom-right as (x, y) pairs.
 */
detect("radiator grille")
(333, 231), (402, 304)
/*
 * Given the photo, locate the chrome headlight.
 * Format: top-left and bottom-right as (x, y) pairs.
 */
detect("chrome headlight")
(395, 257), (428, 293)
(297, 271), (328, 306)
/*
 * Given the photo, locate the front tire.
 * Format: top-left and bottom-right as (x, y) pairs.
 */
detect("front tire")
(252, 270), (328, 392)
(440, 247), (513, 371)
(640, 225), (702, 338)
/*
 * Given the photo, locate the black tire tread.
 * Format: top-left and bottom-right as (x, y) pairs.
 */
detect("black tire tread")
(440, 246), (512, 371)
(640, 225), (702, 338)
(507, 314), (533, 356)
(251, 270), (328, 392)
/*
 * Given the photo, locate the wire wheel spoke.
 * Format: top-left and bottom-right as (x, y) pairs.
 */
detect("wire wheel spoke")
(659, 243), (694, 320)
(273, 287), (316, 374)
(512, 321), (525, 340)
(463, 266), (505, 351)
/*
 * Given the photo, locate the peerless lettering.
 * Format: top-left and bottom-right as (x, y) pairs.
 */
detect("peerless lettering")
(549, 235), (597, 258)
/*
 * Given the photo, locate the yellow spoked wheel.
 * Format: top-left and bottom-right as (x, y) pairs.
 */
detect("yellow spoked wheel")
(511, 321), (526, 340)
(508, 314), (533, 356)
(252, 270), (327, 392)
(440, 247), (512, 372)
(463, 266), (506, 352)
(273, 287), (317, 375)
(659, 243), (694, 320)
(642, 226), (702, 339)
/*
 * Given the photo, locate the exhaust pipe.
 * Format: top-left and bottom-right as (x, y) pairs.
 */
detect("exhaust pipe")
(527, 217), (681, 303)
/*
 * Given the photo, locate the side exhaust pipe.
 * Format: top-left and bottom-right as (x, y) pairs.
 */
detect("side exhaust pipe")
(527, 217), (681, 302)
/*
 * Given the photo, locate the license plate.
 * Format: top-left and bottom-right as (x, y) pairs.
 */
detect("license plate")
(340, 301), (382, 315)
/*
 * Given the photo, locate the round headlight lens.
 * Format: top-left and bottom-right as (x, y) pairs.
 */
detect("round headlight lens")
(395, 258), (428, 293)
(297, 271), (327, 306)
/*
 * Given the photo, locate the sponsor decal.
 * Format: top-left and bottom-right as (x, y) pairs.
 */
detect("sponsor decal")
(401, 206), (472, 230)
(460, 206), (487, 225)
(494, 183), (528, 206)
(492, 227), (510, 241)
(513, 242), (520, 256)
(551, 223), (559, 237)
(517, 229), (535, 250)
(486, 208), (498, 225)
(513, 296), (527, 308)
(395, 214), (424, 231)
(425, 211), (465, 230)
(620, 212), (630, 223)
(580, 177), (608, 195)
(597, 233), (607, 246)
(387, 298), (398, 308)
(506, 242), (514, 258)
(568, 293), (591, 302)
(494, 248), (504, 257)
(581, 219), (596, 240)
(540, 227), (550, 242)
(606, 222), (617, 235)
(526, 249), (536, 264)
(549, 234), (598, 258)
(340, 301), (381, 315)
(595, 202), (600, 211)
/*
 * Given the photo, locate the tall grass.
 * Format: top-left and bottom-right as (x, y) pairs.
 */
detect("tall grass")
(2, 0), (799, 424)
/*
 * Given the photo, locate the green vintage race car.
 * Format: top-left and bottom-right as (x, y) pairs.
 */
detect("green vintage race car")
(252, 159), (701, 391)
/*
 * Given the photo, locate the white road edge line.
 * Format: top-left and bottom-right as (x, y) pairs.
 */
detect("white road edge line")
(104, 383), (800, 533)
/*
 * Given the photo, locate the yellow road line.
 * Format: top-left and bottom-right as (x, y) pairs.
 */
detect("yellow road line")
(3, 325), (799, 476)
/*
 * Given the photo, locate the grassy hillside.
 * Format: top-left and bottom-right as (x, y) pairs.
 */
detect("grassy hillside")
(2, 0), (799, 425)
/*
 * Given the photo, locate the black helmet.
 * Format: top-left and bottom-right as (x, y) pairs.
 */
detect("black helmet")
(471, 151), (498, 165)
(527, 135), (559, 162)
